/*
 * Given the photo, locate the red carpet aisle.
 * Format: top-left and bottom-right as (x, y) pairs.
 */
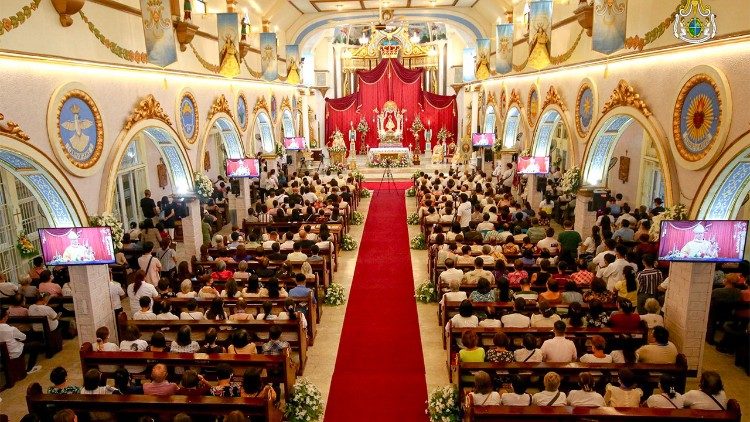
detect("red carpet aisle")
(324, 181), (428, 421)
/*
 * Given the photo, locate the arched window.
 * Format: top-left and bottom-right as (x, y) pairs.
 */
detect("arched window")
(255, 112), (275, 154)
(483, 105), (496, 134)
(282, 109), (295, 138)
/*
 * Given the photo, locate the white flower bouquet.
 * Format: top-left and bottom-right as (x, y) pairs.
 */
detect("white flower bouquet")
(650, 203), (688, 240)
(368, 154), (409, 168)
(519, 148), (530, 157)
(415, 281), (438, 303)
(16, 231), (38, 259)
(329, 130), (347, 153)
(359, 188), (372, 198)
(560, 166), (581, 194)
(89, 213), (125, 250)
(193, 171), (214, 201)
(284, 378), (324, 422)
(407, 212), (420, 225)
(410, 233), (427, 250)
(350, 211), (364, 225)
(341, 234), (358, 251)
(437, 127), (453, 143)
(405, 187), (417, 197)
(324, 282), (346, 306)
(426, 385), (460, 422)
(351, 169), (364, 182)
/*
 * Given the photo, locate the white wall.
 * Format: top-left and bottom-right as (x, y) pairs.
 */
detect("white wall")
(605, 123), (644, 205)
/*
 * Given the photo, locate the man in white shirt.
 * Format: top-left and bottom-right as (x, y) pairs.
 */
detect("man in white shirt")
(0, 308), (42, 373)
(109, 278), (126, 315)
(536, 228), (560, 255)
(592, 239), (617, 268)
(0, 276), (19, 298)
(499, 163), (515, 188)
(439, 259), (464, 289)
(501, 298), (531, 328)
(615, 206), (637, 228)
(464, 257), (495, 286)
(27, 293), (60, 332)
(476, 214), (495, 232)
(456, 193), (472, 230)
(598, 245), (638, 290)
(262, 232), (279, 250)
(138, 242), (162, 286)
(287, 243), (309, 262)
(540, 321), (577, 362)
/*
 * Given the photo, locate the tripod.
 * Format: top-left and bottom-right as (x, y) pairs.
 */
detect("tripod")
(376, 158), (398, 195)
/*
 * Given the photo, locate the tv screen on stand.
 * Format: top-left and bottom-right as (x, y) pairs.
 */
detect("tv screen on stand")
(284, 137), (307, 151)
(657, 220), (748, 262)
(517, 156), (550, 175)
(38, 227), (116, 266)
(226, 158), (260, 178)
(471, 133), (495, 148)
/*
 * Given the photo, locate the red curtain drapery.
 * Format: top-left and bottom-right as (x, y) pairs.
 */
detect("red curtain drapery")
(325, 58), (457, 151)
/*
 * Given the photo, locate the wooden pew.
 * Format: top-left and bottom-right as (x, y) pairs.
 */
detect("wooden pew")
(8, 316), (63, 358)
(79, 342), (296, 397)
(0, 341), (26, 390)
(26, 382), (281, 422)
(466, 400), (742, 422)
(453, 356), (689, 398)
(160, 295), (319, 345)
(446, 325), (648, 358)
(117, 313), (308, 375)
(202, 246), (334, 278)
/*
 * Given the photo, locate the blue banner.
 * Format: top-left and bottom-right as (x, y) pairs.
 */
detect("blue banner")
(260, 32), (278, 81)
(462, 47), (476, 82)
(593, 0), (627, 54)
(495, 24), (514, 74)
(139, 0), (177, 68)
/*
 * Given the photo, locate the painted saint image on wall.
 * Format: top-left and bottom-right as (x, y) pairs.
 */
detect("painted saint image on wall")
(475, 38), (490, 81)
(593, 0), (627, 54)
(217, 13), (241, 78)
(286, 45), (301, 85)
(527, 0), (553, 70)
(139, 0), (177, 67)
(260, 32), (278, 81)
(430, 22), (447, 41)
(495, 24), (514, 75)
(409, 22), (430, 43)
(333, 26), (349, 44)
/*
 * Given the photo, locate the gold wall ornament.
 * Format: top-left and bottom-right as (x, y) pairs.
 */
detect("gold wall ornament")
(508, 89), (522, 110)
(79, 10), (148, 63)
(124, 94), (172, 131)
(175, 90), (199, 145)
(47, 83), (105, 176)
(280, 97), (292, 113)
(51, 0), (85, 27)
(174, 19), (198, 52)
(0, 0), (42, 37)
(253, 96), (270, 115)
(601, 80), (652, 117)
(527, 85), (540, 126)
(0, 113), (30, 142)
(207, 94), (233, 121)
(486, 92), (496, 108)
(541, 86), (567, 113)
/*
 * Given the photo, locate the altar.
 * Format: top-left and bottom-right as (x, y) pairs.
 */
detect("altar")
(368, 147), (411, 167)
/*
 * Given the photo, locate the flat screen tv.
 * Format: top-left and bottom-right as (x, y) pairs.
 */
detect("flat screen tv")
(38, 227), (116, 266)
(283, 137), (306, 151)
(471, 133), (495, 147)
(658, 220), (748, 262)
(226, 158), (260, 178)
(517, 156), (550, 175)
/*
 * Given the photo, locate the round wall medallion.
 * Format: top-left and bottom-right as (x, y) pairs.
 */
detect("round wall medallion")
(237, 93), (248, 132)
(176, 91), (199, 145)
(671, 65), (731, 170)
(47, 83), (104, 177)
(527, 85), (539, 126)
(576, 81), (596, 139)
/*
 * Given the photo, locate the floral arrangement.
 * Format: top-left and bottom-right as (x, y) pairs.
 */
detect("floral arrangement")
(437, 127), (453, 143)
(324, 282), (346, 306)
(356, 117), (369, 135)
(412, 170), (424, 180)
(492, 141), (503, 153)
(341, 234), (358, 251)
(325, 163), (347, 173)
(367, 154), (409, 168)
(275, 141), (284, 157)
(284, 378), (325, 422)
(426, 385), (460, 422)
(329, 130), (347, 153)
(351, 169), (364, 182)
(359, 188), (372, 198)
(410, 115), (425, 139)
(405, 187), (416, 197)
(16, 231), (38, 259)
(415, 281), (438, 303)
(519, 148), (531, 157)
(350, 211), (364, 225)
(650, 203), (688, 240)
(410, 233), (427, 250)
(560, 166), (581, 194)
(407, 212), (420, 225)
(193, 171), (214, 201)
(89, 213), (125, 250)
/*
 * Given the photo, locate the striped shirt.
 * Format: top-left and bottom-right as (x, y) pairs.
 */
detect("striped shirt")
(637, 268), (663, 295)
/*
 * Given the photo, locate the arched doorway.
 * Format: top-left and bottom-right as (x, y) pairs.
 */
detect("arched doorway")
(252, 110), (276, 156)
(695, 131), (750, 220)
(501, 106), (525, 150)
(198, 114), (245, 178)
(483, 105), (496, 135)
(531, 108), (575, 172)
(581, 112), (675, 208)
(101, 121), (193, 229)
(0, 136), (85, 281)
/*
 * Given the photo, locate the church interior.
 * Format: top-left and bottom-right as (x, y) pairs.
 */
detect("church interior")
(0, 0), (749, 420)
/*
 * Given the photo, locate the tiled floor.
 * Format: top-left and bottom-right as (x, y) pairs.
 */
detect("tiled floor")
(2, 191), (750, 420)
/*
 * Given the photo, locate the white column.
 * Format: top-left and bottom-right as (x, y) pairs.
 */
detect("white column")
(470, 89), (479, 136)
(500, 151), (515, 167)
(332, 46), (342, 98)
(302, 90), (311, 145)
(69, 265), (117, 345)
(235, 178), (253, 225)
(573, 188), (598, 236)
(526, 175), (541, 211)
(664, 262), (714, 372)
(181, 199), (203, 261)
